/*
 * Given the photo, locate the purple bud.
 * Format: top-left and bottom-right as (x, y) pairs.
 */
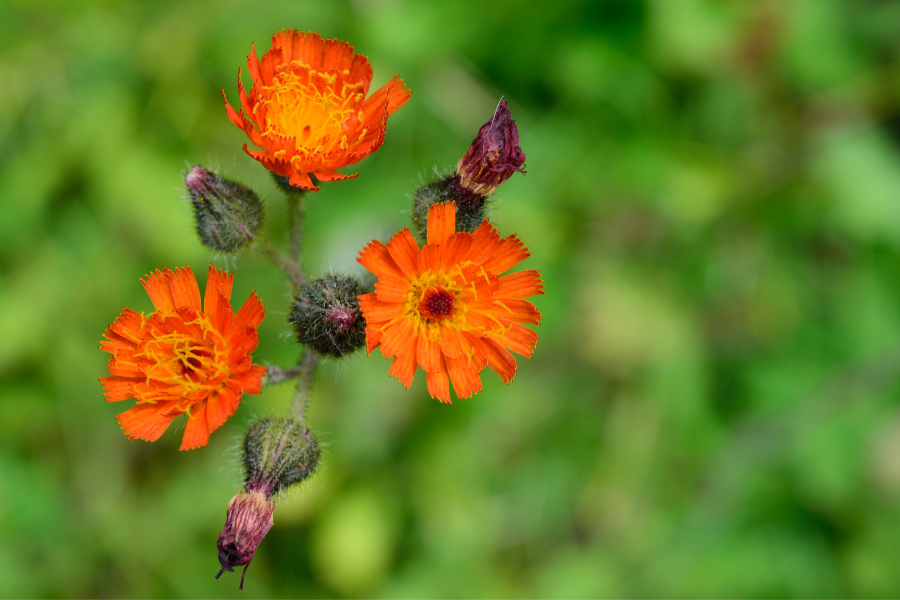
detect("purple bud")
(456, 100), (526, 196)
(325, 306), (357, 333)
(215, 491), (275, 590)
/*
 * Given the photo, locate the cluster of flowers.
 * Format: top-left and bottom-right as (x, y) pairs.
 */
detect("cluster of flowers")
(99, 29), (542, 589)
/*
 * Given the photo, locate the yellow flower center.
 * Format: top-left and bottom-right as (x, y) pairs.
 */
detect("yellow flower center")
(137, 312), (228, 395)
(262, 66), (366, 157)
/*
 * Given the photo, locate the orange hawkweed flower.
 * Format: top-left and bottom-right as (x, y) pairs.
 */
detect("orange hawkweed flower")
(357, 202), (544, 403)
(223, 29), (412, 191)
(100, 265), (267, 450)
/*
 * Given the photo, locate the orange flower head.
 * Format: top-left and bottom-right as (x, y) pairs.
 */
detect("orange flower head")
(357, 203), (544, 403)
(223, 29), (412, 191)
(100, 265), (267, 450)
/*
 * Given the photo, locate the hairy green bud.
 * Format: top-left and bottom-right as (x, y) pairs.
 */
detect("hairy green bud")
(288, 275), (366, 358)
(185, 165), (265, 252)
(243, 416), (319, 496)
(411, 174), (488, 243)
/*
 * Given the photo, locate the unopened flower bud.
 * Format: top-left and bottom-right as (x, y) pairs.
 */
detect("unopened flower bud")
(410, 101), (526, 243)
(411, 174), (486, 243)
(243, 416), (320, 496)
(288, 275), (366, 358)
(184, 165), (265, 252)
(216, 417), (319, 589)
(456, 100), (526, 197)
(215, 490), (274, 590)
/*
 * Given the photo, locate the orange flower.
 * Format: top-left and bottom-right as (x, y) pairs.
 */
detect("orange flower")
(223, 29), (412, 191)
(357, 202), (544, 403)
(100, 265), (267, 450)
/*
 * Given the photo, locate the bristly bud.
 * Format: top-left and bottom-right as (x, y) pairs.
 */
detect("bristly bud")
(288, 275), (366, 358)
(243, 416), (320, 496)
(216, 417), (319, 589)
(456, 100), (526, 197)
(411, 174), (486, 243)
(410, 101), (526, 243)
(185, 165), (265, 252)
(215, 490), (274, 590)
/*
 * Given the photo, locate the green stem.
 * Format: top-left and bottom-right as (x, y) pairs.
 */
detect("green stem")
(286, 192), (306, 264)
(252, 238), (305, 288)
(291, 350), (319, 423)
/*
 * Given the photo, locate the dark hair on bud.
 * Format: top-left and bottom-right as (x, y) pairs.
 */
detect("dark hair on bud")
(288, 275), (366, 358)
(184, 165), (265, 252)
(410, 173), (488, 243)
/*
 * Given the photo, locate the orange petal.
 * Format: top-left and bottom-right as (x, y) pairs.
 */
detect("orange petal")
(417, 334), (443, 373)
(205, 385), (243, 437)
(229, 364), (267, 395)
(490, 319), (538, 358)
(205, 265), (235, 332)
(386, 228), (420, 280)
(482, 236), (531, 275)
(230, 292), (265, 345)
(438, 325), (470, 359)
(313, 168), (358, 182)
(358, 240), (407, 281)
(482, 337), (517, 384)
(467, 221), (501, 265)
(359, 293), (405, 323)
(365, 322), (385, 355)
(441, 232), (473, 271)
(427, 201), (456, 246)
(426, 355), (451, 403)
(101, 376), (139, 402)
(380, 317), (416, 359)
(168, 266), (201, 311)
(485, 299), (542, 325)
(416, 244), (442, 274)
(179, 399), (210, 451)
(322, 36), (357, 72)
(389, 339), (417, 388)
(374, 274), (412, 303)
(288, 171), (318, 191)
(117, 400), (181, 442)
(446, 355), (483, 400)
(141, 268), (176, 312)
(366, 75), (411, 116)
(106, 308), (147, 345)
(499, 270), (545, 299)
(246, 42), (264, 86)
(223, 89), (245, 129)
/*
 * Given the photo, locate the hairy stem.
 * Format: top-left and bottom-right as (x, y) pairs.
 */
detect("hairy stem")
(252, 238), (305, 288)
(291, 350), (319, 423)
(286, 192), (306, 264)
(262, 363), (308, 386)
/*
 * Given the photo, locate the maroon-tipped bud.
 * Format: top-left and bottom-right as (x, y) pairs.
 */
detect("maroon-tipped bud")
(184, 165), (265, 253)
(456, 100), (526, 197)
(216, 490), (275, 590)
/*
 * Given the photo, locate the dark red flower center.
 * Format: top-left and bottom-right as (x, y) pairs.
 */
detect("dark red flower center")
(421, 289), (455, 321)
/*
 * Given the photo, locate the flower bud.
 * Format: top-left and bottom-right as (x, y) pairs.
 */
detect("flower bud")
(216, 417), (319, 589)
(184, 165), (265, 252)
(411, 174), (487, 243)
(243, 416), (320, 496)
(215, 490), (274, 590)
(410, 101), (526, 243)
(288, 275), (366, 358)
(456, 100), (526, 197)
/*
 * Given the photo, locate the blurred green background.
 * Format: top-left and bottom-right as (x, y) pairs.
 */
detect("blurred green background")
(3, 0), (900, 597)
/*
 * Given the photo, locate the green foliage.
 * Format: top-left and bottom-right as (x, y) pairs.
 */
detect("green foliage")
(2, 0), (900, 597)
